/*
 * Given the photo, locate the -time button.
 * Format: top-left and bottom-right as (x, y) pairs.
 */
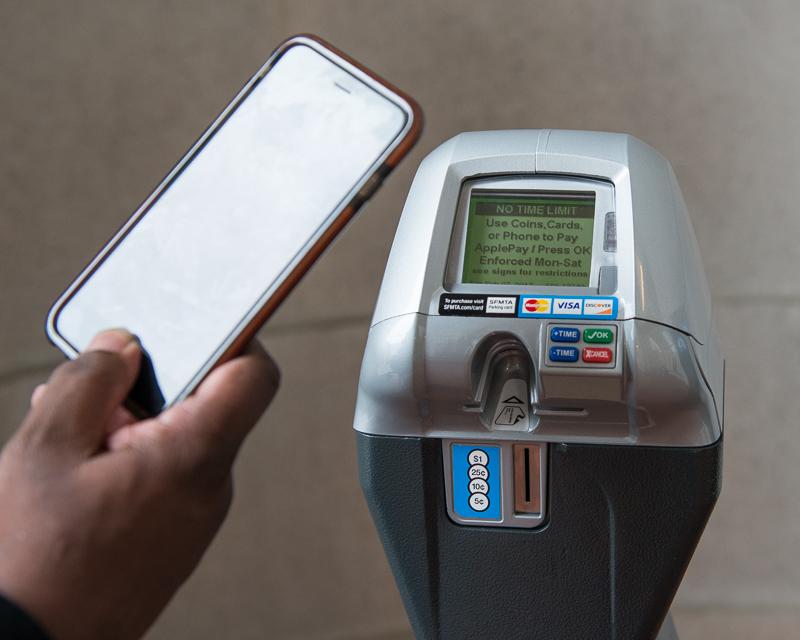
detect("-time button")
(549, 346), (579, 363)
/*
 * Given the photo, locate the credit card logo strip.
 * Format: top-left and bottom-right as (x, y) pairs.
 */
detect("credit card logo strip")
(438, 293), (617, 320)
(519, 296), (618, 320)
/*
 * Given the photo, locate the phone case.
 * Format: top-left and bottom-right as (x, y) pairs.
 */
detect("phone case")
(201, 34), (423, 373)
(46, 33), (423, 413)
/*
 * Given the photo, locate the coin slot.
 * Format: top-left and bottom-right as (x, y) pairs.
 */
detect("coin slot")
(513, 444), (542, 514)
(523, 447), (531, 503)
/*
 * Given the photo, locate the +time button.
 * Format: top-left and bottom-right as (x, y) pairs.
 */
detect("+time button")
(550, 326), (580, 342)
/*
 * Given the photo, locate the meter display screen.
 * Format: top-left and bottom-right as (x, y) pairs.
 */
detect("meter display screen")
(461, 191), (595, 286)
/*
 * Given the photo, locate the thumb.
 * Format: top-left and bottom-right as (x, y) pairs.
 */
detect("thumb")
(108, 341), (278, 482)
(20, 329), (141, 460)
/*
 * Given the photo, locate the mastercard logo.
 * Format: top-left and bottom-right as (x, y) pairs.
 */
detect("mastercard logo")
(523, 298), (551, 313)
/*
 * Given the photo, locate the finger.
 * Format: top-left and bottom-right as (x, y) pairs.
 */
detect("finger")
(178, 340), (280, 449)
(108, 342), (279, 478)
(20, 329), (142, 459)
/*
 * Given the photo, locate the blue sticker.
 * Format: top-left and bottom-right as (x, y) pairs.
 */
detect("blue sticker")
(452, 443), (501, 521)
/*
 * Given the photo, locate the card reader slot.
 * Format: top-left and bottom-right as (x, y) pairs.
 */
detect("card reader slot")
(535, 407), (588, 417)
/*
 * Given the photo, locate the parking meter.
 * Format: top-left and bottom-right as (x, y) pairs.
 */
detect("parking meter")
(354, 130), (723, 640)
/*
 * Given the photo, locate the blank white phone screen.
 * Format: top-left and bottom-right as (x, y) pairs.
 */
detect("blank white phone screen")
(55, 44), (407, 412)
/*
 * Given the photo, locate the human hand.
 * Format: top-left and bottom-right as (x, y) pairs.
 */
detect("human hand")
(0, 329), (279, 640)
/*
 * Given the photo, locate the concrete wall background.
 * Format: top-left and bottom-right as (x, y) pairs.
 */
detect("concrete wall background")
(1, 1), (799, 637)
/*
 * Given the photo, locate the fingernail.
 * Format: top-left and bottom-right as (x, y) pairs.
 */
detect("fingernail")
(86, 328), (137, 353)
(107, 427), (130, 451)
(30, 383), (47, 407)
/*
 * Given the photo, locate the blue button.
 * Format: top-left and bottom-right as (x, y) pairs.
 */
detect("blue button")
(550, 326), (580, 342)
(549, 346), (579, 362)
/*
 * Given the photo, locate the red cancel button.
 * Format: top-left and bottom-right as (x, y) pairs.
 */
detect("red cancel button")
(582, 347), (613, 364)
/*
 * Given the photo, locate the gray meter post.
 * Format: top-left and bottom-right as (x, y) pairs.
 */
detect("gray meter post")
(353, 130), (723, 640)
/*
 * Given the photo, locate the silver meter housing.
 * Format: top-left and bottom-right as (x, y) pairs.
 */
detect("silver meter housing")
(354, 131), (723, 639)
(355, 129), (723, 450)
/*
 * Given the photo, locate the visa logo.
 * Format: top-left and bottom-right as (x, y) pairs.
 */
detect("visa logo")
(553, 298), (583, 315)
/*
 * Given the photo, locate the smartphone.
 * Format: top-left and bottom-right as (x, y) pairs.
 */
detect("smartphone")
(46, 34), (422, 416)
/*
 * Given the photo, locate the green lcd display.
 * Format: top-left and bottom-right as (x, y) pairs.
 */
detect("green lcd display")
(461, 191), (596, 286)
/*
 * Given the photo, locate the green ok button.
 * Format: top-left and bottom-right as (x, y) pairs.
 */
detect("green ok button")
(583, 327), (614, 343)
